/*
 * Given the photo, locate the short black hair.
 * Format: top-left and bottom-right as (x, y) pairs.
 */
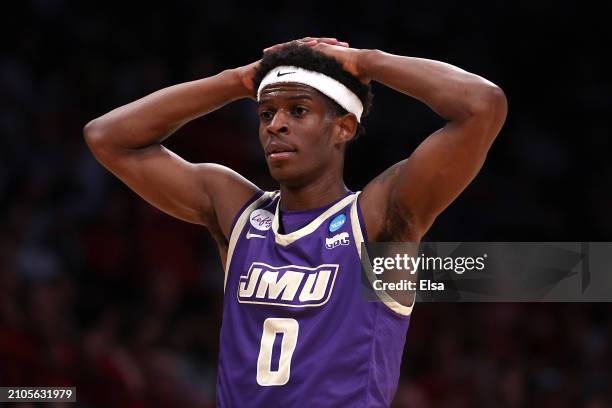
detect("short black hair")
(253, 42), (374, 140)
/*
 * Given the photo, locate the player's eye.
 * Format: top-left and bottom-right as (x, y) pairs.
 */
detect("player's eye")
(293, 106), (308, 117)
(259, 110), (274, 121)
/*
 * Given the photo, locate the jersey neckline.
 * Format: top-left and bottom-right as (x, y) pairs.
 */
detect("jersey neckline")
(271, 192), (358, 247)
(279, 191), (352, 216)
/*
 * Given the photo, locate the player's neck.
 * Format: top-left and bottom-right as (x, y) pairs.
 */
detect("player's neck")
(279, 177), (349, 211)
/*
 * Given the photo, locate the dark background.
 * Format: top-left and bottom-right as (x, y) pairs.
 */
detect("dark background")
(1, 0), (610, 407)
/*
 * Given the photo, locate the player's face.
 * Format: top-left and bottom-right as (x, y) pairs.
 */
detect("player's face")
(257, 83), (342, 187)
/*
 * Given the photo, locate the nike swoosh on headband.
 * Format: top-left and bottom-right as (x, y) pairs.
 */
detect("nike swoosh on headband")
(257, 66), (364, 122)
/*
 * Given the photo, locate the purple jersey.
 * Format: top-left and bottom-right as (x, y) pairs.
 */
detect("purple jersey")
(217, 191), (413, 407)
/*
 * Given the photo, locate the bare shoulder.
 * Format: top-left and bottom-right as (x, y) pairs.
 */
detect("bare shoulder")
(195, 163), (261, 242)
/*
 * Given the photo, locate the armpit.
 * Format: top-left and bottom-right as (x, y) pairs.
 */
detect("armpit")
(379, 199), (418, 242)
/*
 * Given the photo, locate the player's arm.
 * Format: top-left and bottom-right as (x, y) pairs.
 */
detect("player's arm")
(357, 50), (507, 240)
(83, 63), (261, 240)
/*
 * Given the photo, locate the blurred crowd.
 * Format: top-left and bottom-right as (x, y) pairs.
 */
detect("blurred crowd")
(1, 0), (610, 407)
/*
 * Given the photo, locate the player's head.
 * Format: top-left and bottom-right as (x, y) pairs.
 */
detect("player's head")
(252, 42), (373, 188)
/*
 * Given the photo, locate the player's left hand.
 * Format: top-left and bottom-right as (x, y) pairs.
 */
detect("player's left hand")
(300, 37), (370, 85)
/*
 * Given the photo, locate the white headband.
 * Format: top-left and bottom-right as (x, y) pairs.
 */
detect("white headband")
(256, 65), (363, 122)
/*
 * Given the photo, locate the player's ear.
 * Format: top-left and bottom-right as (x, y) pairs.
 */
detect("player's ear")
(334, 113), (358, 144)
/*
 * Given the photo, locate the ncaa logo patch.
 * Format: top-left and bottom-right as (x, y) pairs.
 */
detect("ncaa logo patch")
(250, 209), (273, 231)
(329, 214), (346, 232)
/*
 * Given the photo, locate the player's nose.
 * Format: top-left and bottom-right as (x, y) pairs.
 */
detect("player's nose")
(266, 111), (290, 135)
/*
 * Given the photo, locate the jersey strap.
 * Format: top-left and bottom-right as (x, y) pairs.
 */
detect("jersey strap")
(224, 191), (279, 290)
(350, 193), (416, 317)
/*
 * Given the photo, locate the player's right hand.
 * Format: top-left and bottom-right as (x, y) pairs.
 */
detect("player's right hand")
(235, 60), (261, 99)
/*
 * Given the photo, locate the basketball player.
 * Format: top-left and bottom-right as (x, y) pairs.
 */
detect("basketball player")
(84, 37), (506, 407)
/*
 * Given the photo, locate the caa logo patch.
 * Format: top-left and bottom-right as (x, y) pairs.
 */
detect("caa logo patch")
(329, 214), (346, 232)
(325, 232), (350, 249)
(250, 209), (273, 231)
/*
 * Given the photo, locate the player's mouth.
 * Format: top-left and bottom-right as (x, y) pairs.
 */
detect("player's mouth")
(266, 142), (297, 161)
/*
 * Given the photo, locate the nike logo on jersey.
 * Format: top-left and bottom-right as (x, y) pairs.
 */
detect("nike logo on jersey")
(246, 230), (267, 239)
(325, 232), (350, 249)
(238, 262), (339, 307)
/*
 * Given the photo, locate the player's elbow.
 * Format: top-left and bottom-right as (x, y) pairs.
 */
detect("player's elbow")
(469, 83), (508, 120)
(83, 119), (101, 146)
(466, 83), (508, 146)
(83, 118), (113, 160)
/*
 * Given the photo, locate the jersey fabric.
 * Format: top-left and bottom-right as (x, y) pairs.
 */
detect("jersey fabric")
(216, 191), (413, 407)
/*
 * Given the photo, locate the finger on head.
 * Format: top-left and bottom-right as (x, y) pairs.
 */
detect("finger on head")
(263, 41), (292, 53)
(297, 39), (318, 48)
(264, 38), (315, 53)
(312, 43), (330, 52)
